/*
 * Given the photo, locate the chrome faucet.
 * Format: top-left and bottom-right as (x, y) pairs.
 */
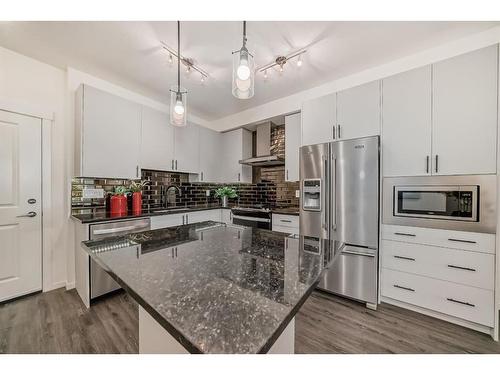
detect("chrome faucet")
(161, 185), (182, 208)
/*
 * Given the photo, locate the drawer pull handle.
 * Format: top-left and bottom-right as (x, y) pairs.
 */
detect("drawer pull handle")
(280, 219), (292, 223)
(394, 255), (415, 261)
(447, 264), (476, 272)
(394, 232), (416, 237)
(393, 284), (415, 292)
(446, 298), (475, 307)
(448, 238), (477, 244)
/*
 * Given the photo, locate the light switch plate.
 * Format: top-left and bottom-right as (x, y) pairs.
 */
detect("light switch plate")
(206, 190), (211, 197)
(83, 188), (104, 199)
(295, 190), (300, 198)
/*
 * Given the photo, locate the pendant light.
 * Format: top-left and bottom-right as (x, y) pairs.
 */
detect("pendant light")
(170, 21), (187, 127)
(232, 21), (255, 99)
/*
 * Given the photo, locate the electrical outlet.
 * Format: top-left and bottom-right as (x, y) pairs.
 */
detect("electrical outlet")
(295, 190), (300, 198)
(206, 190), (211, 197)
(82, 188), (104, 199)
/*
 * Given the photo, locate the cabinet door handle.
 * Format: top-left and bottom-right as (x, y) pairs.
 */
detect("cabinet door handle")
(337, 124), (341, 139)
(435, 154), (439, 173)
(448, 238), (476, 244)
(136, 165), (139, 178)
(446, 298), (475, 307)
(238, 172), (240, 182)
(280, 219), (292, 223)
(426, 156), (429, 174)
(172, 160), (174, 170)
(393, 284), (415, 292)
(182, 215), (185, 225)
(201, 171), (204, 181)
(394, 232), (416, 237)
(185, 214), (189, 224)
(286, 169), (289, 180)
(175, 160), (178, 170)
(447, 264), (476, 272)
(332, 125), (336, 140)
(394, 255), (415, 261)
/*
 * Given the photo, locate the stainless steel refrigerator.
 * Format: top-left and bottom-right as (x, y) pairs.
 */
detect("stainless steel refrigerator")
(299, 136), (379, 309)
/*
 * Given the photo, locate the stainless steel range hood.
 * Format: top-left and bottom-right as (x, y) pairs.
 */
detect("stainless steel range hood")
(239, 122), (285, 167)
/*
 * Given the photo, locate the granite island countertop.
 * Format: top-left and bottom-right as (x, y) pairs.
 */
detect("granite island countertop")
(81, 221), (333, 353)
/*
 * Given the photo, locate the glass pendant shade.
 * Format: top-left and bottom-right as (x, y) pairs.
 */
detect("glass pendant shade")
(170, 86), (187, 127)
(232, 48), (254, 99)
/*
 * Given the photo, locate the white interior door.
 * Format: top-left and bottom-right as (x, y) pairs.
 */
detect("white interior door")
(0, 110), (42, 302)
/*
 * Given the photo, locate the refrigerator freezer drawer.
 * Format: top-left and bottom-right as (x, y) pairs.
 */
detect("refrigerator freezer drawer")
(317, 246), (378, 304)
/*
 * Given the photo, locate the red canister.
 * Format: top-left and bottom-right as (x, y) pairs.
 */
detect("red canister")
(132, 192), (142, 214)
(110, 195), (128, 215)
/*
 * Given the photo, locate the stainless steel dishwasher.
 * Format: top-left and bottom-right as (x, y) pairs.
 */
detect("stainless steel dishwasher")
(89, 218), (150, 300)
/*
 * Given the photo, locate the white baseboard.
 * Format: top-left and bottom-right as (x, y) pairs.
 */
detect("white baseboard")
(65, 281), (76, 290)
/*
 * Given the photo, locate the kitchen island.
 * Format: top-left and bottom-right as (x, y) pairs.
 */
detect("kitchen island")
(81, 221), (332, 354)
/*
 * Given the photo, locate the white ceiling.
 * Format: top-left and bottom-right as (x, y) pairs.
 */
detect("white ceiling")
(0, 21), (498, 121)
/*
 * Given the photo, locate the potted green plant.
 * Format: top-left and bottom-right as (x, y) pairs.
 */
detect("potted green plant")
(214, 186), (238, 208)
(129, 180), (149, 213)
(110, 186), (129, 215)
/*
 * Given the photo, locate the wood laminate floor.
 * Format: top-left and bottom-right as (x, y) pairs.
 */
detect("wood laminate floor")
(1, 288), (499, 354)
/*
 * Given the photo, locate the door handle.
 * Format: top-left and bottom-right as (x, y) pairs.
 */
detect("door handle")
(332, 125), (336, 140)
(171, 160), (174, 170)
(337, 124), (341, 139)
(331, 156), (337, 231)
(394, 255), (416, 261)
(175, 160), (178, 170)
(136, 165), (139, 178)
(435, 154), (439, 173)
(394, 232), (416, 237)
(17, 211), (37, 218)
(201, 171), (204, 181)
(426, 156), (429, 174)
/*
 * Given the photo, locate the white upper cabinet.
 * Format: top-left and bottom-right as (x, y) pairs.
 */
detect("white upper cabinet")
(432, 45), (498, 175)
(199, 126), (222, 182)
(285, 112), (301, 182)
(382, 66), (432, 177)
(140, 106), (174, 171)
(74, 84), (142, 179)
(301, 93), (336, 146)
(174, 124), (200, 173)
(336, 80), (381, 140)
(220, 128), (252, 183)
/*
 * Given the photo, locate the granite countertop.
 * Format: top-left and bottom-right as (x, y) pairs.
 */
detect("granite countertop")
(71, 205), (230, 224)
(81, 221), (333, 353)
(71, 205), (299, 223)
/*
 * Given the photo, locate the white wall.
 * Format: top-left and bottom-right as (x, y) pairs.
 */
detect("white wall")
(208, 25), (500, 132)
(0, 46), (68, 291)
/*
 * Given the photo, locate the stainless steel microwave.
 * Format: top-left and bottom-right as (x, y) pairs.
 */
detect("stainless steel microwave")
(383, 175), (497, 234)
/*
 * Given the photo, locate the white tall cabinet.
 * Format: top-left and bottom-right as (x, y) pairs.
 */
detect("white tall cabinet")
(336, 80), (381, 140)
(174, 124), (200, 173)
(301, 93), (336, 146)
(285, 112), (301, 182)
(220, 128), (252, 183)
(74, 84), (142, 179)
(382, 66), (432, 177)
(432, 45), (498, 175)
(140, 106), (174, 171)
(199, 126), (222, 182)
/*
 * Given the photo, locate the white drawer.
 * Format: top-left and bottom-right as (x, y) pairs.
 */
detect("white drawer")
(382, 224), (495, 254)
(382, 240), (494, 290)
(381, 268), (494, 327)
(272, 224), (298, 235)
(187, 209), (221, 224)
(272, 214), (299, 229)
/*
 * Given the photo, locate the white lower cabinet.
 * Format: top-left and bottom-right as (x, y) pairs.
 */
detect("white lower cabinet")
(272, 214), (299, 235)
(150, 214), (184, 230)
(382, 269), (494, 327)
(220, 209), (232, 224)
(186, 209), (221, 224)
(380, 224), (495, 329)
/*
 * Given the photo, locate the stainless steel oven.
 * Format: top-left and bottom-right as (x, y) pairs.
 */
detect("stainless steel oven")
(231, 207), (272, 230)
(383, 175), (496, 233)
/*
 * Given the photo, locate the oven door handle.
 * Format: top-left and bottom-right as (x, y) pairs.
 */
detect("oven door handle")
(232, 215), (271, 223)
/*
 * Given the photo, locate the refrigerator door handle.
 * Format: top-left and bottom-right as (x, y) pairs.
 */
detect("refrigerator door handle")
(323, 158), (328, 231)
(331, 155), (337, 230)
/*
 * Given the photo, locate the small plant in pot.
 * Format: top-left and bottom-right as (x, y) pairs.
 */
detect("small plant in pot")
(214, 186), (238, 208)
(110, 186), (129, 215)
(129, 180), (149, 213)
